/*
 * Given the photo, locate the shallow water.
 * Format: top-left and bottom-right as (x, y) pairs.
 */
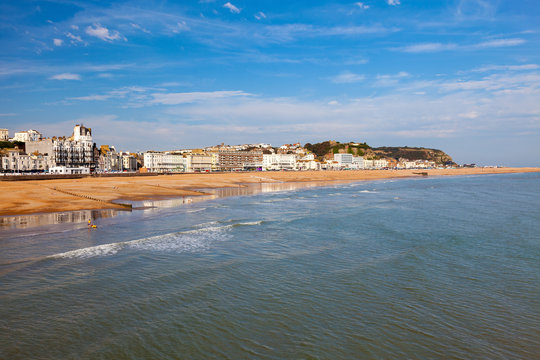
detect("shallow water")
(1, 173), (539, 359)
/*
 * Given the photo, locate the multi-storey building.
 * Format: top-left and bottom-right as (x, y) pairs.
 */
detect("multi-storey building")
(1, 149), (54, 172)
(12, 129), (42, 142)
(334, 153), (353, 166)
(121, 153), (138, 172)
(185, 154), (212, 172)
(25, 125), (96, 171)
(143, 151), (184, 173)
(262, 153), (297, 171)
(352, 156), (364, 169)
(218, 150), (263, 171)
(98, 145), (121, 172)
(0, 129), (8, 141)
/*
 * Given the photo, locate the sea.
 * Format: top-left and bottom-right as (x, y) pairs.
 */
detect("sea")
(1, 172), (539, 359)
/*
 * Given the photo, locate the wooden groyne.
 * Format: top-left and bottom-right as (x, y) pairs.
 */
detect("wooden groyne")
(47, 186), (133, 210)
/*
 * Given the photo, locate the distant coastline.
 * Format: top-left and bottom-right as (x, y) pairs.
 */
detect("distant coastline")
(1, 167), (539, 217)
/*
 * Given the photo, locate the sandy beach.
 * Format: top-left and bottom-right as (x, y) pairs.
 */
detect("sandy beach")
(0, 167), (538, 217)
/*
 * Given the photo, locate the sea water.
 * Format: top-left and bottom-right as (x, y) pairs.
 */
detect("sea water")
(1, 173), (539, 359)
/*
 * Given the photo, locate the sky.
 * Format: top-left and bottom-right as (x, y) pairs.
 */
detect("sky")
(0, 0), (539, 166)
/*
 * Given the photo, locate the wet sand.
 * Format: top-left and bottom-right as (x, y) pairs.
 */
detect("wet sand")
(1, 167), (538, 216)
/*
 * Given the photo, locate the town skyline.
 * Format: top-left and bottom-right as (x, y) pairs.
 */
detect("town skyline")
(1, 0), (539, 167)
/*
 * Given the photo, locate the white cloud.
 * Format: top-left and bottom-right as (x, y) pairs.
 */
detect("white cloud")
(375, 71), (411, 86)
(377, 71), (410, 79)
(151, 90), (252, 105)
(172, 21), (190, 33)
(398, 38), (526, 53)
(399, 42), (458, 53)
(472, 64), (539, 72)
(49, 73), (81, 80)
(131, 23), (151, 34)
(459, 111), (479, 119)
(387, 0), (401, 5)
(355, 2), (370, 9)
(69, 94), (113, 101)
(254, 11), (266, 20)
(85, 24), (126, 42)
(66, 32), (84, 44)
(223, 2), (241, 14)
(331, 71), (365, 83)
(70, 25), (79, 30)
(474, 38), (525, 48)
(53, 38), (63, 46)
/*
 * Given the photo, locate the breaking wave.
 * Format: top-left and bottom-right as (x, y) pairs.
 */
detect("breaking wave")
(48, 221), (263, 260)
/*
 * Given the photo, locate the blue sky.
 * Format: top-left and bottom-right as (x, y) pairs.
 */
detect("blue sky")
(1, 0), (539, 166)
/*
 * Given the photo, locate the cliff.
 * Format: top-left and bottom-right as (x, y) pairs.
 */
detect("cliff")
(304, 141), (454, 165)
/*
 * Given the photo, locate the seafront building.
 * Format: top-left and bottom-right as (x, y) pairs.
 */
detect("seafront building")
(334, 153), (353, 166)
(218, 150), (263, 171)
(262, 153), (297, 171)
(25, 125), (96, 171)
(143, 151), (184, 173)
(1, 148), (54, 172)
(184, 153), (213, 172)
(0, 129), (9, 141)
(13, 129), (42, 143)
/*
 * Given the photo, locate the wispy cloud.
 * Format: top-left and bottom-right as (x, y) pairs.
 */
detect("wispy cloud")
(69, 94), (112, 101)
(331, 71), (365, 83)
(151, 90), (252, 105)
(375, 71), (410, 86)
(254, 11), (266, 20)
(387, 0), (401, 6)
(131, 23), (151, 34)
(223, 2), (241, 14)
(50, 73), (81, 80)
(474, 38), (525, 48)
(355, 2), (370, 10)
(397, 38), (526, 53)
(85, 24), (126, 42)
(66, 32), (85, 44)
(398, 42), (458, 53)
(471, 64), (540, 72)
(53, 39), (63, 46)
(172, 21), (190, 33)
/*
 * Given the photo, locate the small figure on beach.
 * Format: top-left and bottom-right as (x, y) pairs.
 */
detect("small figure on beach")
(88, 219), (97, 229)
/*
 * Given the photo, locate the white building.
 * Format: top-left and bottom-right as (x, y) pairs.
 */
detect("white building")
(262, 153), (297, 171)
(49, 166), (90, 174)
(13, 129), (42, 142)
(0, 129), (8, 141)
(334, 153), (353, 166)
(297, 159), (321, 171)
(143, 151), (184, 173)
(1, 149), (54, 172)
(363, 159), (374, 169)
(373, 159), (388, 169)
(184, 153), (212, 172)
(352, 156), (364, 169)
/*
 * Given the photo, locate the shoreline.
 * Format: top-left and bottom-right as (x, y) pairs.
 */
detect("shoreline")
(1, 167), (538, 217)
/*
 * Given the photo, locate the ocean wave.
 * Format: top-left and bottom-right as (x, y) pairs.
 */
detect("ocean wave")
(185, 208), (206, 213)
(48, 221), (262, 260)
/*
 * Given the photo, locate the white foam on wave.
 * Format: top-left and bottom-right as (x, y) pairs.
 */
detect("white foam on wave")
(359, 190), (377, 193)
(185, 208), (206, 213)
(49, 221), (262, 260)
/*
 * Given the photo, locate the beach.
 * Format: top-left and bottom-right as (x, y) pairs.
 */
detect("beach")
(1, 167), (538, 216)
